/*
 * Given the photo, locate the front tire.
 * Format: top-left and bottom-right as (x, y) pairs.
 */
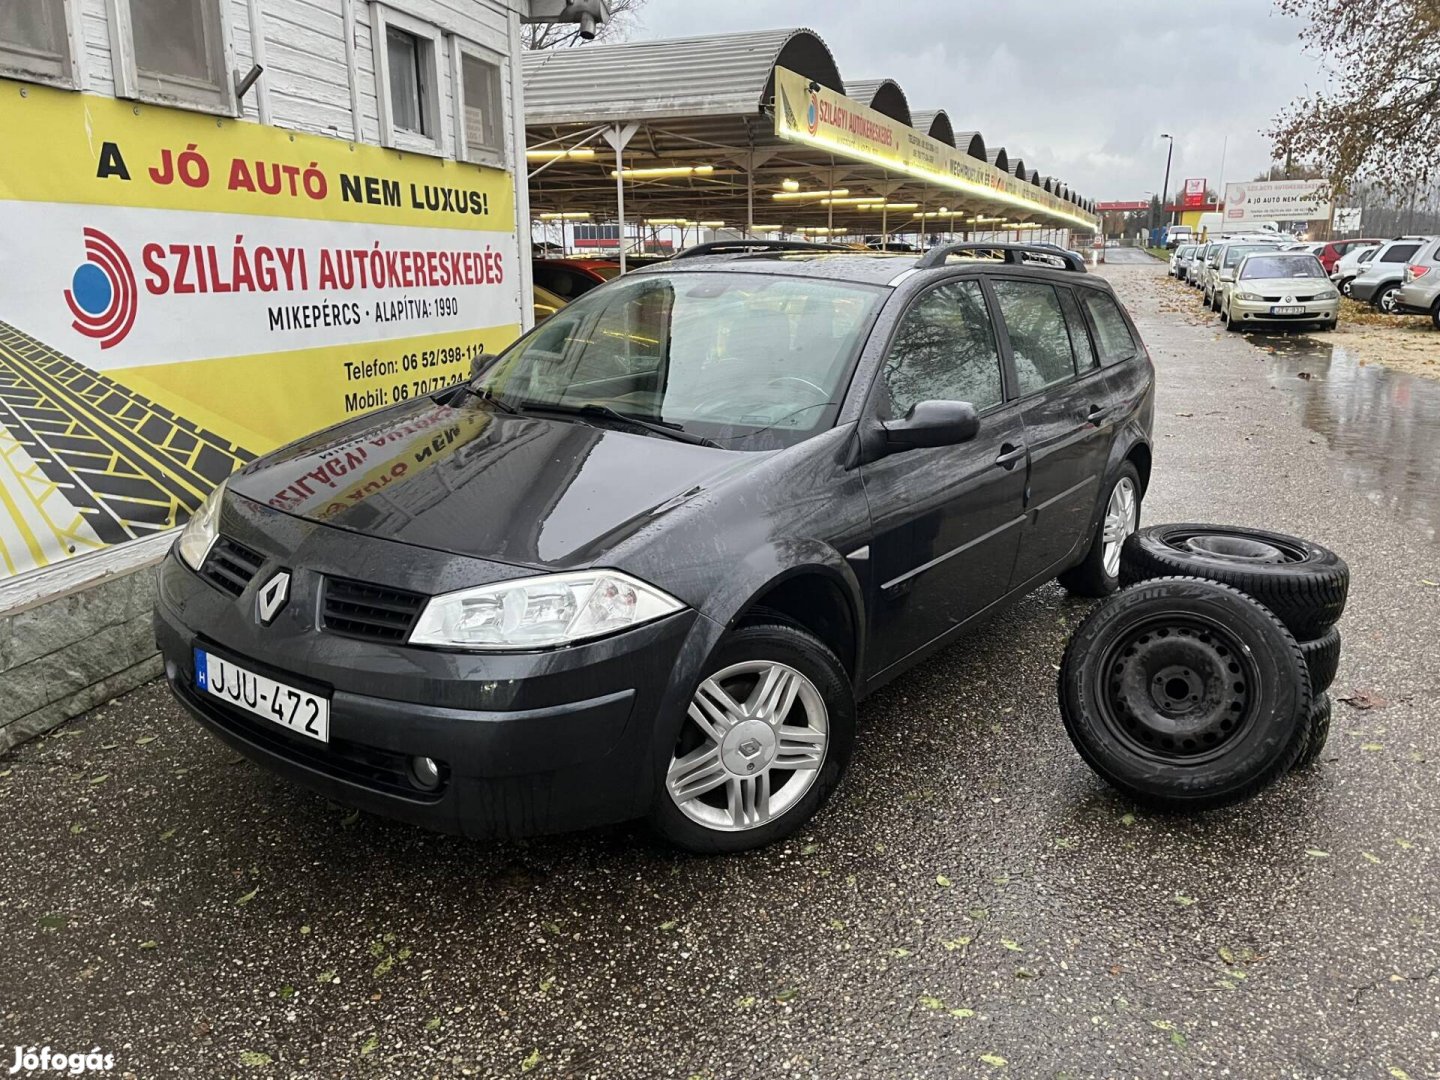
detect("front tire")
(1059, 463), (1141, 597)
(649, 622), (855, 853)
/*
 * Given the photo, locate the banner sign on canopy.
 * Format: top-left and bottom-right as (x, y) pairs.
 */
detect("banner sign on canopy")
(772, 67), (1097, 231)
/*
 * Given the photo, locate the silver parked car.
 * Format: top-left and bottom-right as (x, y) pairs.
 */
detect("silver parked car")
(1221, 250), (1340, 332)
(1207, 241), (1284, 312)
(1170, 244), (1198, 278)
(1392, 237), (1440, 326)
(1349, 237), (1432, 313)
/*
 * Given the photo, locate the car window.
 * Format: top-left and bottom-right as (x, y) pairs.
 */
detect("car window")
(991, 280), (1077, 395)
(1079, 290), (1138, 365)
(1223, 245), (1269, 269)
(880, 280), (1004, 418)
(1358, 248), (1376, 263)
(1380, 243), (1421, 263)
(1058, 288), (1099, 372)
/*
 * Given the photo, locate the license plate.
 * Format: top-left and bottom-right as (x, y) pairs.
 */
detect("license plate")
(194, 648), (329, 743)
(1271, 305), (1305, 315)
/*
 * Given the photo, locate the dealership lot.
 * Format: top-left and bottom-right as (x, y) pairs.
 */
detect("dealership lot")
(2, 258), (1437, 1079)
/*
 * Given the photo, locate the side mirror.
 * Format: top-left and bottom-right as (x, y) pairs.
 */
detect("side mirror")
(881, 400), (980, 452)
(469, 353), (498, 381)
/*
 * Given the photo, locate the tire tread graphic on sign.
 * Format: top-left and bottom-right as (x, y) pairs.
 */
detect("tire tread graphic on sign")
(0, 320), (254, 574)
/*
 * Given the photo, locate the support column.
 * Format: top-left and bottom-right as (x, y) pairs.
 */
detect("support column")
(603, 122), (640, 273)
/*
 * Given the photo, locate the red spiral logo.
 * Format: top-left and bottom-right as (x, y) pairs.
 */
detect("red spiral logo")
(64, 227), (138, 350)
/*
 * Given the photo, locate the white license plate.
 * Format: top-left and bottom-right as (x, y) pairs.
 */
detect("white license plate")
(195, 648), (330, 743)
(1270, 305), (1305, 315)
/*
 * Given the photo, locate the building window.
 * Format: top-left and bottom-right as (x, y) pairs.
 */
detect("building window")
(454, 41), (504, 167)
(0, 0), (77, 87)
(372, 5), (443, 154)
(111, 0), (233, 114)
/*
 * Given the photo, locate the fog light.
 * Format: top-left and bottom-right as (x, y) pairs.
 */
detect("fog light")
(409, 755), (442, 791)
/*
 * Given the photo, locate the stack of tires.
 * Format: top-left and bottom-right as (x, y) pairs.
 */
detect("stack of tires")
(1058, 525), (1348, 811)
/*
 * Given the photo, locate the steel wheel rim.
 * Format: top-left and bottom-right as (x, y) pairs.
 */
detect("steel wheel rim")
(667, 660), (829, 832)
(1102, 477), (1139, 579)
(1163, 529), (1305, 565)
(1095, 613), (1262, 766)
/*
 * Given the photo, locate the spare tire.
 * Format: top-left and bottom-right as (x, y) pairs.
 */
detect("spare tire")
(1059, 576), (1310, 811)
(1121, 524), (1348, 640)
(1300, 626), (1342, 696)
(1292, 693), (1332, 771)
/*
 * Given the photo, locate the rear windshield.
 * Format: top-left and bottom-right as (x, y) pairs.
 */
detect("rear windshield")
(1239, 255), (1326, 280)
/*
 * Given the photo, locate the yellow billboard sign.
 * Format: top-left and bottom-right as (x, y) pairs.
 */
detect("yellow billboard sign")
(0, 79), (522, 578)
(772, 67), (1096, 230)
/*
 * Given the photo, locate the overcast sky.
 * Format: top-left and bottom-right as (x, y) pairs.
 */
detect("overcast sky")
(627, 1), (1326, 202)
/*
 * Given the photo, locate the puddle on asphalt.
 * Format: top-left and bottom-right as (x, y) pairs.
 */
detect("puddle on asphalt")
(1243, 332), (1440, 542)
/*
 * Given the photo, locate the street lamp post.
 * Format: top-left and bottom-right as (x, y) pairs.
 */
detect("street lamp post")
(1159, 133), (1175, 234)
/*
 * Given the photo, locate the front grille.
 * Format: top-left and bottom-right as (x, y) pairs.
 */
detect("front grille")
(321, 576), (426, 642)
(1260, 294), (1319, 303)
(201, 537), (266, 597)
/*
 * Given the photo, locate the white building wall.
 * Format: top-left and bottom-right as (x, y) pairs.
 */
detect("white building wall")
(65, 0), (518, 167)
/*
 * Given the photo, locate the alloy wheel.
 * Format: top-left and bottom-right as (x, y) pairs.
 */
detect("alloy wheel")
(1102, 476), (1139, 579)
(666, 661), (829, 832)
(1380, 288), (1398, 314)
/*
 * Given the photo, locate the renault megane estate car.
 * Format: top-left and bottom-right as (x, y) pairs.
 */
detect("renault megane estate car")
(155, 241), (1155, 853)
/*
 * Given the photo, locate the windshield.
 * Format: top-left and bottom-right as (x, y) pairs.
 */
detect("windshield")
(1240, 254), (1326, 280)
(1223, 245), (1272, 269)
(475, 271), (885, 451)
(589, 264), (622, 281)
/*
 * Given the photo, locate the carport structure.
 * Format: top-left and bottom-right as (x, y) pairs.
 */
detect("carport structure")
(521, 28), (1098, 261)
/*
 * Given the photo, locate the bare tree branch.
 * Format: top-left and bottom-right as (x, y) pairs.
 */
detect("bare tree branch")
(1270, 0), (1440, 199)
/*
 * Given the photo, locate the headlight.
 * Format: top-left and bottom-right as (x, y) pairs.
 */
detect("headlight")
(1235, 291), (1262, 302)
(409, 570), (685, 650)
(177, 479), (227, 571)
(1316, 289), (1339, 300)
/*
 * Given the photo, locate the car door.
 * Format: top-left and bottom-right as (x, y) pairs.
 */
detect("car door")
(988, 277), (1116, 588)
(859, 278), (1028, 676)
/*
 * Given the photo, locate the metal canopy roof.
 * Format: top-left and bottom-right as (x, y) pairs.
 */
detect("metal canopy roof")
(522, 27), (1097, 240)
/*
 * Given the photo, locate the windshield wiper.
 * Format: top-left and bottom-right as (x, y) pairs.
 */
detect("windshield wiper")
(455, 382), (524, 415)
(522, 402), (721, 448)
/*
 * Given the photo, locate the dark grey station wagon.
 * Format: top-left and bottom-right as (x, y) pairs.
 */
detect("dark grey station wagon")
(155, 241), (1154, 852)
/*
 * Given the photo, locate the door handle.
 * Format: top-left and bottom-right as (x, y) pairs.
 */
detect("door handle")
(1085, 404), (1107, 424)
(995, 442), (1025, 469)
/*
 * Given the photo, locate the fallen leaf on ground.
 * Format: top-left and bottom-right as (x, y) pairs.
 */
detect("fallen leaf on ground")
(980, 1053), (1007, 1068)
(1338, 690), (1388, 710)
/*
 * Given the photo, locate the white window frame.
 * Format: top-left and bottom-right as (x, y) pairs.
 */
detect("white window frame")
(107, 0), (237, 116)
(372, 4), (445, 157)
(0, 0), (85, 90)
(451, 37), (506, 169)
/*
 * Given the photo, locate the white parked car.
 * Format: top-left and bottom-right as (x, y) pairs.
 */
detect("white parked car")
(1330, 244), (1381, 297)
(1221, 250), (1339, 332)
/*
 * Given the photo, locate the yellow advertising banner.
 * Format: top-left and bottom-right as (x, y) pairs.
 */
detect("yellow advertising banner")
(0, 79), (523, 579)
(772, 67), (1097, 230)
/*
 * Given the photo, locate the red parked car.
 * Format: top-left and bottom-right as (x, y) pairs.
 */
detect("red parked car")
(531, 257), (622, 300)
(1313, 238), (1387, 274)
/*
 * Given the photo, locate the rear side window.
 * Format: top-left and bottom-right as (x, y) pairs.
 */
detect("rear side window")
(1380, 243), (1421, 264)
(1058, 288), (1099, 372)
(991, 280), (1077, 396)
(1079, 291), (1138, 366)
(881, 280), (1004, 418)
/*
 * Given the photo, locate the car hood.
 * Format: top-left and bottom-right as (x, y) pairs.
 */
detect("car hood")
(228, 394), (759, 570)
(1234, 277), (1335, 295)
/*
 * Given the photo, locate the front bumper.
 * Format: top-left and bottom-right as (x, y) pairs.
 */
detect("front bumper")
(1227, 296), (1339, 325)
(154, 495), (712, 839)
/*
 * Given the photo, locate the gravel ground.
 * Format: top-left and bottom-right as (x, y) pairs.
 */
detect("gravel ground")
(2, 257), (1438, 1080)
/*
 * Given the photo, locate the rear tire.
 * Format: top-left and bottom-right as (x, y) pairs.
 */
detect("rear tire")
(649, 623), (855, 853)
(1059, 577), (1310, 810)
(1121, 523), (1349, 640)
(1431, 299), (1440, 331)
(1059, 463), (1142, 598)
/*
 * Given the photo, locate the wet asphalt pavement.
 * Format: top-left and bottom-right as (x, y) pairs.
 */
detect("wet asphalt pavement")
(3, 258), (1439, 1079)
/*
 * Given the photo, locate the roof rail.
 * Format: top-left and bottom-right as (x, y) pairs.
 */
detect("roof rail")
(673, 240), (853, 260)
(915, 242), (1088, 273)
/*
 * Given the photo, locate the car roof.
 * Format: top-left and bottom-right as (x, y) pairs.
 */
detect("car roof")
(628, 249), (1108, 289)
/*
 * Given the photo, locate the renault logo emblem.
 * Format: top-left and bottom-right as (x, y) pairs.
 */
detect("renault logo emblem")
(256, 571), (291, 625)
